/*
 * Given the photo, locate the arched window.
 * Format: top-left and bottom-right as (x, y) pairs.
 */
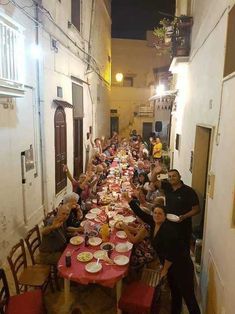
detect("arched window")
(54, 106), (67, 194)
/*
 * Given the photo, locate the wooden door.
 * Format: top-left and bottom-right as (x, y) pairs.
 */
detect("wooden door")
(192, 126), (211, 237)
(74, 118), (83, 178)
(54, 107), (67, 194)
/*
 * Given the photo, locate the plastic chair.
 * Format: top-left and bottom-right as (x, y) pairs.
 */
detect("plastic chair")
(25, 225), (60, 291)
(7, 239), (51, 294)
(0, 268), (45, 314)
(118, 267), (161, 314)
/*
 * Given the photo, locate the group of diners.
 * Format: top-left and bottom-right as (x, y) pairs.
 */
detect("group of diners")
(39, 131), (201, 314)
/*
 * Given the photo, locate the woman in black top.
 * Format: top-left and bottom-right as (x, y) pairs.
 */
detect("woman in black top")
(126, 198), (200, 314)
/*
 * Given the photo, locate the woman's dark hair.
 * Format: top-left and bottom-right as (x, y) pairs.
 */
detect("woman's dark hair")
(153, 205), (167, 216)
(138, 172), (149, 184)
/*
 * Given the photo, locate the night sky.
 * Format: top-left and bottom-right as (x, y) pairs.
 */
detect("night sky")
(112, 0), (176, 39)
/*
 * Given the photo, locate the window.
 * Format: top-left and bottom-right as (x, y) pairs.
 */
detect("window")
(54, 107), (67, 194)
(71, 0), (81, 32)
(123, 76), (133, 87)
(224, 4), (235, 77)
(0, 12), (25, 97)
(110, 109), (118, 114)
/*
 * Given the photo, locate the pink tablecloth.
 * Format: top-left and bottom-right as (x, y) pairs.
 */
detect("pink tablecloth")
(58, 231), (131, 288)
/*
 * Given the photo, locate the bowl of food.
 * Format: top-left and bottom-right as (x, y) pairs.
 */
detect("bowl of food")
(100, 242), (115, 257)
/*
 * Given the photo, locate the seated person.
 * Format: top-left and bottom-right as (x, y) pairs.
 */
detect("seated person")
(132, 161), (145, 183)
(38, 205), (72, 265)
(136, 172), (149, 189)
(135, 188), (153, 213)
(62, 192), (84, 229)
(120, 221), (156, 273)
(103, 146), (114, 164)
(63, 165), (93, 203)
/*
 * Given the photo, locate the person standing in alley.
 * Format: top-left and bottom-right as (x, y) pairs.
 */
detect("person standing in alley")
(153, 137), (162, 162)
(155, 168), (200, 252)
(125, 195), (201, 314)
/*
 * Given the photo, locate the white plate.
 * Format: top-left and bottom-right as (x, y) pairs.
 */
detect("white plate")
(115, 242), (133, 253)
(88, 237), (102, 246)
(77, 252), (93, 262)
(94, 250), (107, 260)
(123, 216), (136, 224)
(116, 231), (127, 239)
(113, 214), (124, 221)
(70, 236), (84, 246)
(80, 220), (95, 227)
(85, 213), (97, 220)
(90, 208), (101, 214)
(85, 262), (102, 273)
(166, 214), (180, 222)
(114, 255), (130, 266)
(109, 220), (115, 227)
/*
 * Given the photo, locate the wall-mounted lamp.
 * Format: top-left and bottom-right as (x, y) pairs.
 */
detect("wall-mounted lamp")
(155, 84), (165, 96)
(30, 44), (42, 59)
(115, 73), (123, 82)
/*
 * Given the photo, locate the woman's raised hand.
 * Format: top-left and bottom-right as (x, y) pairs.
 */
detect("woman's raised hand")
(63, 164), (68, 172)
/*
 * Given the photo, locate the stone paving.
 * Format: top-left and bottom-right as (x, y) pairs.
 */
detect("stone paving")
(44, 279), (173, 314)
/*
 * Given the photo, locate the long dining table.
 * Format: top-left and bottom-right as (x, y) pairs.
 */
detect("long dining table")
(58, 158), (135, 313)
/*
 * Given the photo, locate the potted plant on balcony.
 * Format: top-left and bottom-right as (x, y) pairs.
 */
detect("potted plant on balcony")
(153, 18), (177, 56)
(154, 18), (177, 44)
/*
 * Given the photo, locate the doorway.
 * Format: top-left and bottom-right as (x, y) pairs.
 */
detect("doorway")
(192, 126), (212, 239)
(110, 117), (119, 136)
(142, 122), (153, 143)
(72, 82), (83, 179)
(54, 106), (67, 194)
(74, 118), (83, 179)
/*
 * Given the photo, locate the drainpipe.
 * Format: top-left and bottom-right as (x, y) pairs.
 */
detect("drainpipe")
(87, 0), (96, 72)
(35, 2), (47, 215)
(21, 152), (28, 225)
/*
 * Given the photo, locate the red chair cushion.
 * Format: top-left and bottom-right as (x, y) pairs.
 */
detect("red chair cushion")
(6, 290), (44, 314)
(118, 281), (155, 313)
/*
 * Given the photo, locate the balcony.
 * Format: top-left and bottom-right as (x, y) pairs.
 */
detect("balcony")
(153, 16), (193, 59)
(171, 17), (193, 58)
(134, 105), (154, 117)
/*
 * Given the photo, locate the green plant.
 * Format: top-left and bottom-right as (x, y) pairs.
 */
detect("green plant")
(153, 27), (166, 42)
(153, 18), (177, 55)
(162, 155), (171, 170)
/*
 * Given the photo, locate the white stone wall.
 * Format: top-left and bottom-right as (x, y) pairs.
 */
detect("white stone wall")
(0, 0), (111, 265)
(0, 3), (44, 265)
(172, 1), (235, 313)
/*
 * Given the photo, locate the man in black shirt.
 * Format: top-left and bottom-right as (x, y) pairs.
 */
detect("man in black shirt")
(156, 169), (200, 251)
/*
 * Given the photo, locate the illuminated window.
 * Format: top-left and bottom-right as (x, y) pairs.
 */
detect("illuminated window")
(0, 12), (25, 97)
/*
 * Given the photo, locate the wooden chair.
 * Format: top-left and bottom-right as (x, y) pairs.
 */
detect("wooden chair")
(25, 225), (60, 291)
(118, 267), (161, 314)
(0, 268), (45, 314)
(7, 239), (51, 294)
(43, 209), (58, 226)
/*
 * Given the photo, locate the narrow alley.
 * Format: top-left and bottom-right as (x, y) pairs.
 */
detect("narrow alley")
(0, 0), (235, 314)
